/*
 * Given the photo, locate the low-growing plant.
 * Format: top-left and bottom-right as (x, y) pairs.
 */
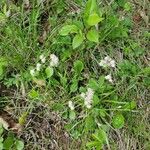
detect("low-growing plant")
(0, 0), (149, 149)
(0, 124), (24, 150)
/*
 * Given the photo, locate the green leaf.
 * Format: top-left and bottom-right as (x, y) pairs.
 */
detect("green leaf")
(124, 2), (131, 11)
(85, 116), (96, 131)
(19, 112), (28, 125)
(99, 109), (106, 117)
(85, 0), (97, 13)
(98, 76), (105, 87)
(59, 25), (78, 36)
(0, 124), (4, 136)
(88, 78), (99, 91)
(72, 20), (84, 30)
(0, 142), (3, 150)
(45, 67), (54, 78)
(87, 13), (103, 26)
(0, 66), (4, 77)
(142, 67), (150, 76)
(0, 137), (3, 143)
(58, 73), (67, 88)
(87, 28), (99, 43)
(0, 57), (8, 66)
(93, 95), (99, 106)
(0, 12), (7, 24)
(70, 80), (78, 93)
(123, 101), (136, 110)
(86, 141), (102, 148)
(84, 0), (99, 19)
(69, 111), (76, 120)
(52, 103), (65, 111)
(112, 114), (125, 129)
(117, 0), (126, 7)
(15, 140), (24, 150)
(74, 60), (84, 75)
(86, 128), (107, 149)
(92, 129), (107, 143)
(0, 57), (8, 79)
(3, 134), (14, 150)
(28, 89), (39, 99)
(72, 33), (84, 49)
(97, 129), (108, 144)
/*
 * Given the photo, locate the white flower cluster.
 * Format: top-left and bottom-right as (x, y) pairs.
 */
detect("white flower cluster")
(30, 54), (59, 76)
(99, 56), (116, 84)
(30, 69), (35, 76)
(50, 54), (59, 67)
(99, 56), (115, 68)
(40, 54), (46, 63)
(36, 63), (41, 71)
(105, 74), (113, 83)
(68, 101), (74, 110)
(30, 54), (46, 76)
(81, 88), (94, 109)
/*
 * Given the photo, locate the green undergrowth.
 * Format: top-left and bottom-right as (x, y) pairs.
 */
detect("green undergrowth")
(0, 0), (149, 149)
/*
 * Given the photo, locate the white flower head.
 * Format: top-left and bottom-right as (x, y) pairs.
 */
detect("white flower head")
(105, 74), (113, 83)
(99, 60), (107, 67)
(104, 56), (111, 62)
(50, 54), (59, 67)
(36, 63), (41, 71)
(39, 54), (46, 63)
(81, 88), (94, 109)
(86, 88), (94, 102)
(110, 60), (115, 68)
(30, 69), (35, 76)
(68, 101), (74, 110)
(99, 56), (116, 68)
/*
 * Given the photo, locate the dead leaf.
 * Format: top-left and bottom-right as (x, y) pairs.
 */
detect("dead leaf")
(11, 123), (22, 133)
(0, 110), (22, 133)
(0, 117), (9, 130)
(38, 22), (50, 44)
(33, 78), (46, 87)
(38, 30), (47, 44)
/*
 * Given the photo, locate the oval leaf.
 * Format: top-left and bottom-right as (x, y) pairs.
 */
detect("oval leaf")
(59, 25), (78, 36)
(0, 124), (4, 135)
(0, 66), (4, 77)
(70, 80), (78, 93)
(28, 89), (39, 99)
(87, 28), (99, 43)
(84, 0), (98, 19)
(112, 114), (125, 129)
(16, 140), (24, 150)
(74, 60), (84, 74)
(72, 33), (84, 49)
(87, 13), (103, 26)
(69, 111), (76, 120)
(3, 135), (14, 150)
(45, 67), (54, 78)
